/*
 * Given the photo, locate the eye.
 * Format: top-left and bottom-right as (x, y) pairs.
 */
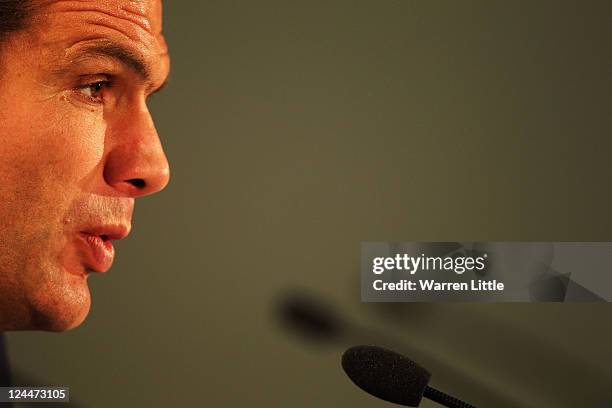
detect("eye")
(75, 80), (112, 103)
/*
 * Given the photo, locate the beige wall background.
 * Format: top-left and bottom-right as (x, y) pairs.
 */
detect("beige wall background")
(6, 1), (612, 407)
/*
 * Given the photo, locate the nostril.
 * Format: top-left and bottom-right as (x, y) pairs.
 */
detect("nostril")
(127, 178), (146, 189)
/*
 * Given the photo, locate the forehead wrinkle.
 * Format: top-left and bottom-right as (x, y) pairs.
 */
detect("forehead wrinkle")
(83, 19), (149, 50)
(38, 0), (155, 36)
(33, 1), (167, 57)
(31, 1), (169, 91)
(119, 3), (151, 28)
(33, 9), (158, 59)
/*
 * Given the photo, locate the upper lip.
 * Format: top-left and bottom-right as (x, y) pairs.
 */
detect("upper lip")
(80, 224), (131, 241)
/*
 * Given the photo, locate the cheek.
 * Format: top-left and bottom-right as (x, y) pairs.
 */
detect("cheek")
(0, 103), (105, 239)
(1, 105), (108, 229)
(2, 102), (107, 187)
(18, 103), (110, 248)
(0, 102), (103, 330)
(42, 102), (108, 181)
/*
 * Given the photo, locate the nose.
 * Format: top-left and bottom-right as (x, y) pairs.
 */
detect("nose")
(103, 103), (170, 197)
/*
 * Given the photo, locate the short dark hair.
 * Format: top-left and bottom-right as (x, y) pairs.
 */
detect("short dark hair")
(0, 1), (32, 43)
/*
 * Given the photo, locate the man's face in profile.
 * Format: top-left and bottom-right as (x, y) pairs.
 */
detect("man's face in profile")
(0, 0), (170, 331)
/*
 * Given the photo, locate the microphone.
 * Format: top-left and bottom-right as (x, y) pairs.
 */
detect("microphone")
(342, 345), (476, 408)
(277, 290), (347, 343)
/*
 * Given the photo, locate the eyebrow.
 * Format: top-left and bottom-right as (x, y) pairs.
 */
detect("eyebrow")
(68, 42), (168, 93)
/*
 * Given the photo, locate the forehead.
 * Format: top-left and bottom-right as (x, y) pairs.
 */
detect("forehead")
(31, 0), (167, 55)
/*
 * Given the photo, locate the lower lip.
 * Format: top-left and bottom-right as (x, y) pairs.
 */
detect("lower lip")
(77, 233), (115, 273)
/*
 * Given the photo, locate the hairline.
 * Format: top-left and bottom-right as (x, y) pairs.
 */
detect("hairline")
(0, 0), (39, 76)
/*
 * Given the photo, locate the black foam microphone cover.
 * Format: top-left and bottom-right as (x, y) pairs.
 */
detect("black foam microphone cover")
(342, 345), (431, 406)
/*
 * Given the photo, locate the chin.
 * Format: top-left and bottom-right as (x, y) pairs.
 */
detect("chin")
(28, 273), (92, 332)
(38, 303), (91, 332)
